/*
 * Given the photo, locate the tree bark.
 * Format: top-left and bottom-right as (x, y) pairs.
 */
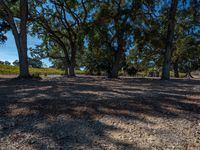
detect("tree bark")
(161, 0), (178, 80)
(108, 48), (123, 78)
(63, 61), (69, 76)
(107, 16), (126, 79)
(68, 65), (75, 77)
(173, 61), (179, 78)
(109, 64), (119, 78)
(18, 0), (29, 78)
(0, 0), (29, 78)
(68, 43), (76, 77)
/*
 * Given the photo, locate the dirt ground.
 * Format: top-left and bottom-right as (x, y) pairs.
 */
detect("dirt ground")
(0, 75), (199, 150)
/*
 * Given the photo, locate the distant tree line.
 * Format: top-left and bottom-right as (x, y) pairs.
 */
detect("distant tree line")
(0, 58), (43, 68)
(0, 0), (199, 79)
(0, 60), (11, 66)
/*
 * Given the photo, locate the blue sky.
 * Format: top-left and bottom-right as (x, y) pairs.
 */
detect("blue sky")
(0, 31), (51, 67)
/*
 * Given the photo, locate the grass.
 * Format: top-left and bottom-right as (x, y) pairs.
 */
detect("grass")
(0, 64), (186, 77)
(0, 64), (86, 75)
(0, 64), (20, 74)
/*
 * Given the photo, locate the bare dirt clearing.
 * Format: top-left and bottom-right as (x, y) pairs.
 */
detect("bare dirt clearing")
(0, 76), (199, 150)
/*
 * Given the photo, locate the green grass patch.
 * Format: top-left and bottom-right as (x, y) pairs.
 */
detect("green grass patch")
(0, 64), (86, 75)
(29, 67), (63, 75)
(0, 64), (19, 74)
(75, 70), (86, 75)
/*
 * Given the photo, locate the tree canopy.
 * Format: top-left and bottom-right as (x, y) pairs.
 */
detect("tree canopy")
(0, 0), (199, 79)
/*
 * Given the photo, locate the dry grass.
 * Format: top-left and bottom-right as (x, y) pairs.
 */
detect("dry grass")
(0, 75), (199, 150)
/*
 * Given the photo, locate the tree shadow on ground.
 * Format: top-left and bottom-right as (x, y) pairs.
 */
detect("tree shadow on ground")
(0, 76), (199, 149)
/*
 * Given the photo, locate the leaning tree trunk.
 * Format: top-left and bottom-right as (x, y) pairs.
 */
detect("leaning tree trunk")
(186, 72), (194, 79)
(0, 0), (29, 78)
(161, 0), (178, 80)
(186, 63), (194, 79)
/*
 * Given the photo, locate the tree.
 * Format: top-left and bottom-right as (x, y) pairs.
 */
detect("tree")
(0, 19), (9, 44)
(0, 60), (4, 64)
(31, 0), (90, 76)
(4, 61), (11, 66)
(80, 46), (111, 75)
(172, 0), (200, 78)
(88, 1), (157, 78)
(128, 0), (199, 79)
(0, 0), (30, 78)
(13, 60), (19, 66)
(161, 0), (179, 80)
(28, 57), (43, 68)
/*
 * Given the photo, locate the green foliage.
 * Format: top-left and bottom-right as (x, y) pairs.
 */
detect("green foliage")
(30, 0), (93, 76)
(28, 57), (43, 68)
(12, 60), (19, 66)
(0, 19), (9, 44)
(81, 47), (111, 75)
(0, 0), (199, 78)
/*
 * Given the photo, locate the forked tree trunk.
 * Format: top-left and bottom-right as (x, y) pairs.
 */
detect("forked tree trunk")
(62, 52), (75, 77)
(161, 0), (178, 80)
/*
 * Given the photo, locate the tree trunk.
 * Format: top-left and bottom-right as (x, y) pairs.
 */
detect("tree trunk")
(108, 49), (123, 78)
(185, 63), (194, 79)
(18, 0), (29, 78)
(173, 61), (179, 78)
(0, 0), (29, 78)
(18, 48), (29, 78)
(64, 63), (69, 76)
(97, 69), (101, 76)
(161, 0), (178, 80)
(187, 72), (194, 79)
(68, 65), (75, 77)
(69, 44), (76, 77)
(109, 64), (119, 78)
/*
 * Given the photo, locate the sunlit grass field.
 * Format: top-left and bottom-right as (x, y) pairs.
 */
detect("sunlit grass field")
(0, 64), (86, 75)
(0, 64), (186, 77)
(0, 64), (63, 75)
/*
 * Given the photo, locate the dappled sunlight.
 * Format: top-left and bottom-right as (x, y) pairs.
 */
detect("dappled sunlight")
(0, 77), (199, 149)
(15, 86), (52, 93)
(0, 0), (199, 149)
(7, 106), (38, 117)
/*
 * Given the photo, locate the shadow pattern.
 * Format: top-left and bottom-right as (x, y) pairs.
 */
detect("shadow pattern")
(0, 76), (199, 149)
